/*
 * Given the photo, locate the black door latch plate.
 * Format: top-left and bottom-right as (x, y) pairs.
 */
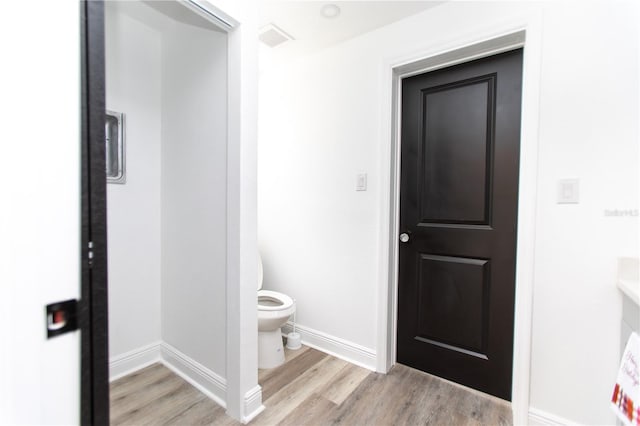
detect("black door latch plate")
(46, 299), (79, 339)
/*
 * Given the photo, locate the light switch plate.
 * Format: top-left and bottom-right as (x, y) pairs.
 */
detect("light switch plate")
(356, 173), (367, 191)
(557, 178), (579, 204)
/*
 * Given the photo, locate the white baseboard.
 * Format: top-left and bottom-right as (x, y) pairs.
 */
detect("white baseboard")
(109, 340), (266, 423)
(528, 407), (576, 425)
(109, 341), (162, 382)
(282, 322), (376, 371)
(242, 385), (265, 423)
(160, 342), (227, 409)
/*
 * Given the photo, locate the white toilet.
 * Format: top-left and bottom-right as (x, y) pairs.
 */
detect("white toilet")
(257, 255), (296, 369)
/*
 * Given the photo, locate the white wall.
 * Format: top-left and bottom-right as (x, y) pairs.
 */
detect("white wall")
(258, 1), (639, 424)
(106, 1), (229, 382)
(258, 35), (382, 352)
(161, 19), (228, 378)
(529, 1), (638, 423)
(0, 1), (81, 423)
(105, 2), (163, 360)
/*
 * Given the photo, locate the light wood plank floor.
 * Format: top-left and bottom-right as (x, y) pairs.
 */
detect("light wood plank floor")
(110, 346), (512, 425)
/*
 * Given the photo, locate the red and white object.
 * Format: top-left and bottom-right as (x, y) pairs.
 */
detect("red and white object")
(612, 332), (640, 426)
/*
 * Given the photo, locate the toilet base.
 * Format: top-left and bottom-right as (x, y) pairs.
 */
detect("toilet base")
(258, 328), (285, 369)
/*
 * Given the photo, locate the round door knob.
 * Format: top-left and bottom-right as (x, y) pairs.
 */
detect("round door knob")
(399, 233), (410, 243)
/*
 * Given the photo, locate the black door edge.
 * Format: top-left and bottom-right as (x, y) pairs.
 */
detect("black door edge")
(80, 1), (109, 424)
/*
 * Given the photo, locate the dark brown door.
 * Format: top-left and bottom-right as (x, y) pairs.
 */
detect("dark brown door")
(397, 49), (523, 401)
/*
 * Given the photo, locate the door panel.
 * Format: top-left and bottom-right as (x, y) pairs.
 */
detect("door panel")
(416, 254), (489, 356)
(397, 49), (523, 401)
(421, 76), (494, 225)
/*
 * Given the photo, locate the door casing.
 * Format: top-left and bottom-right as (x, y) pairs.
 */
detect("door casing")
(376, 17), (544, 424)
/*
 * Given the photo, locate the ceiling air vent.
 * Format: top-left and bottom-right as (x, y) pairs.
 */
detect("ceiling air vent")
(259, 23), (294, 48)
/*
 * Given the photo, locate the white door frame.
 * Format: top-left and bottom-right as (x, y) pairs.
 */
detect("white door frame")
(184, 1), (262, 423)
(376, 12), (543, 425)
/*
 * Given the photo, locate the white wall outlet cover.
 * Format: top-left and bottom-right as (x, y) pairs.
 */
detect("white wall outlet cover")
(557, 179), (580, 204)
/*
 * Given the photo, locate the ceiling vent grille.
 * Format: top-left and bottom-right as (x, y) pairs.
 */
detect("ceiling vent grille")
(259, 23), (294, 48)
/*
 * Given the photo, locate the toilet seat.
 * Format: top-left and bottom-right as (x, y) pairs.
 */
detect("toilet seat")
(258, 290), (294, 311)
(256, 253), (297, 369)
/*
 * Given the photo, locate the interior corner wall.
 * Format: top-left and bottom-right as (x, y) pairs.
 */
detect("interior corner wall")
(105, 3), (162, 360)
(160, 20), (228, 378)
(105, 2), (229, 383)
(257, 1), (639, 424)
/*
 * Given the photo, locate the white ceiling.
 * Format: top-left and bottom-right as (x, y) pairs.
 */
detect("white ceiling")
(258, 1), (445, 58)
